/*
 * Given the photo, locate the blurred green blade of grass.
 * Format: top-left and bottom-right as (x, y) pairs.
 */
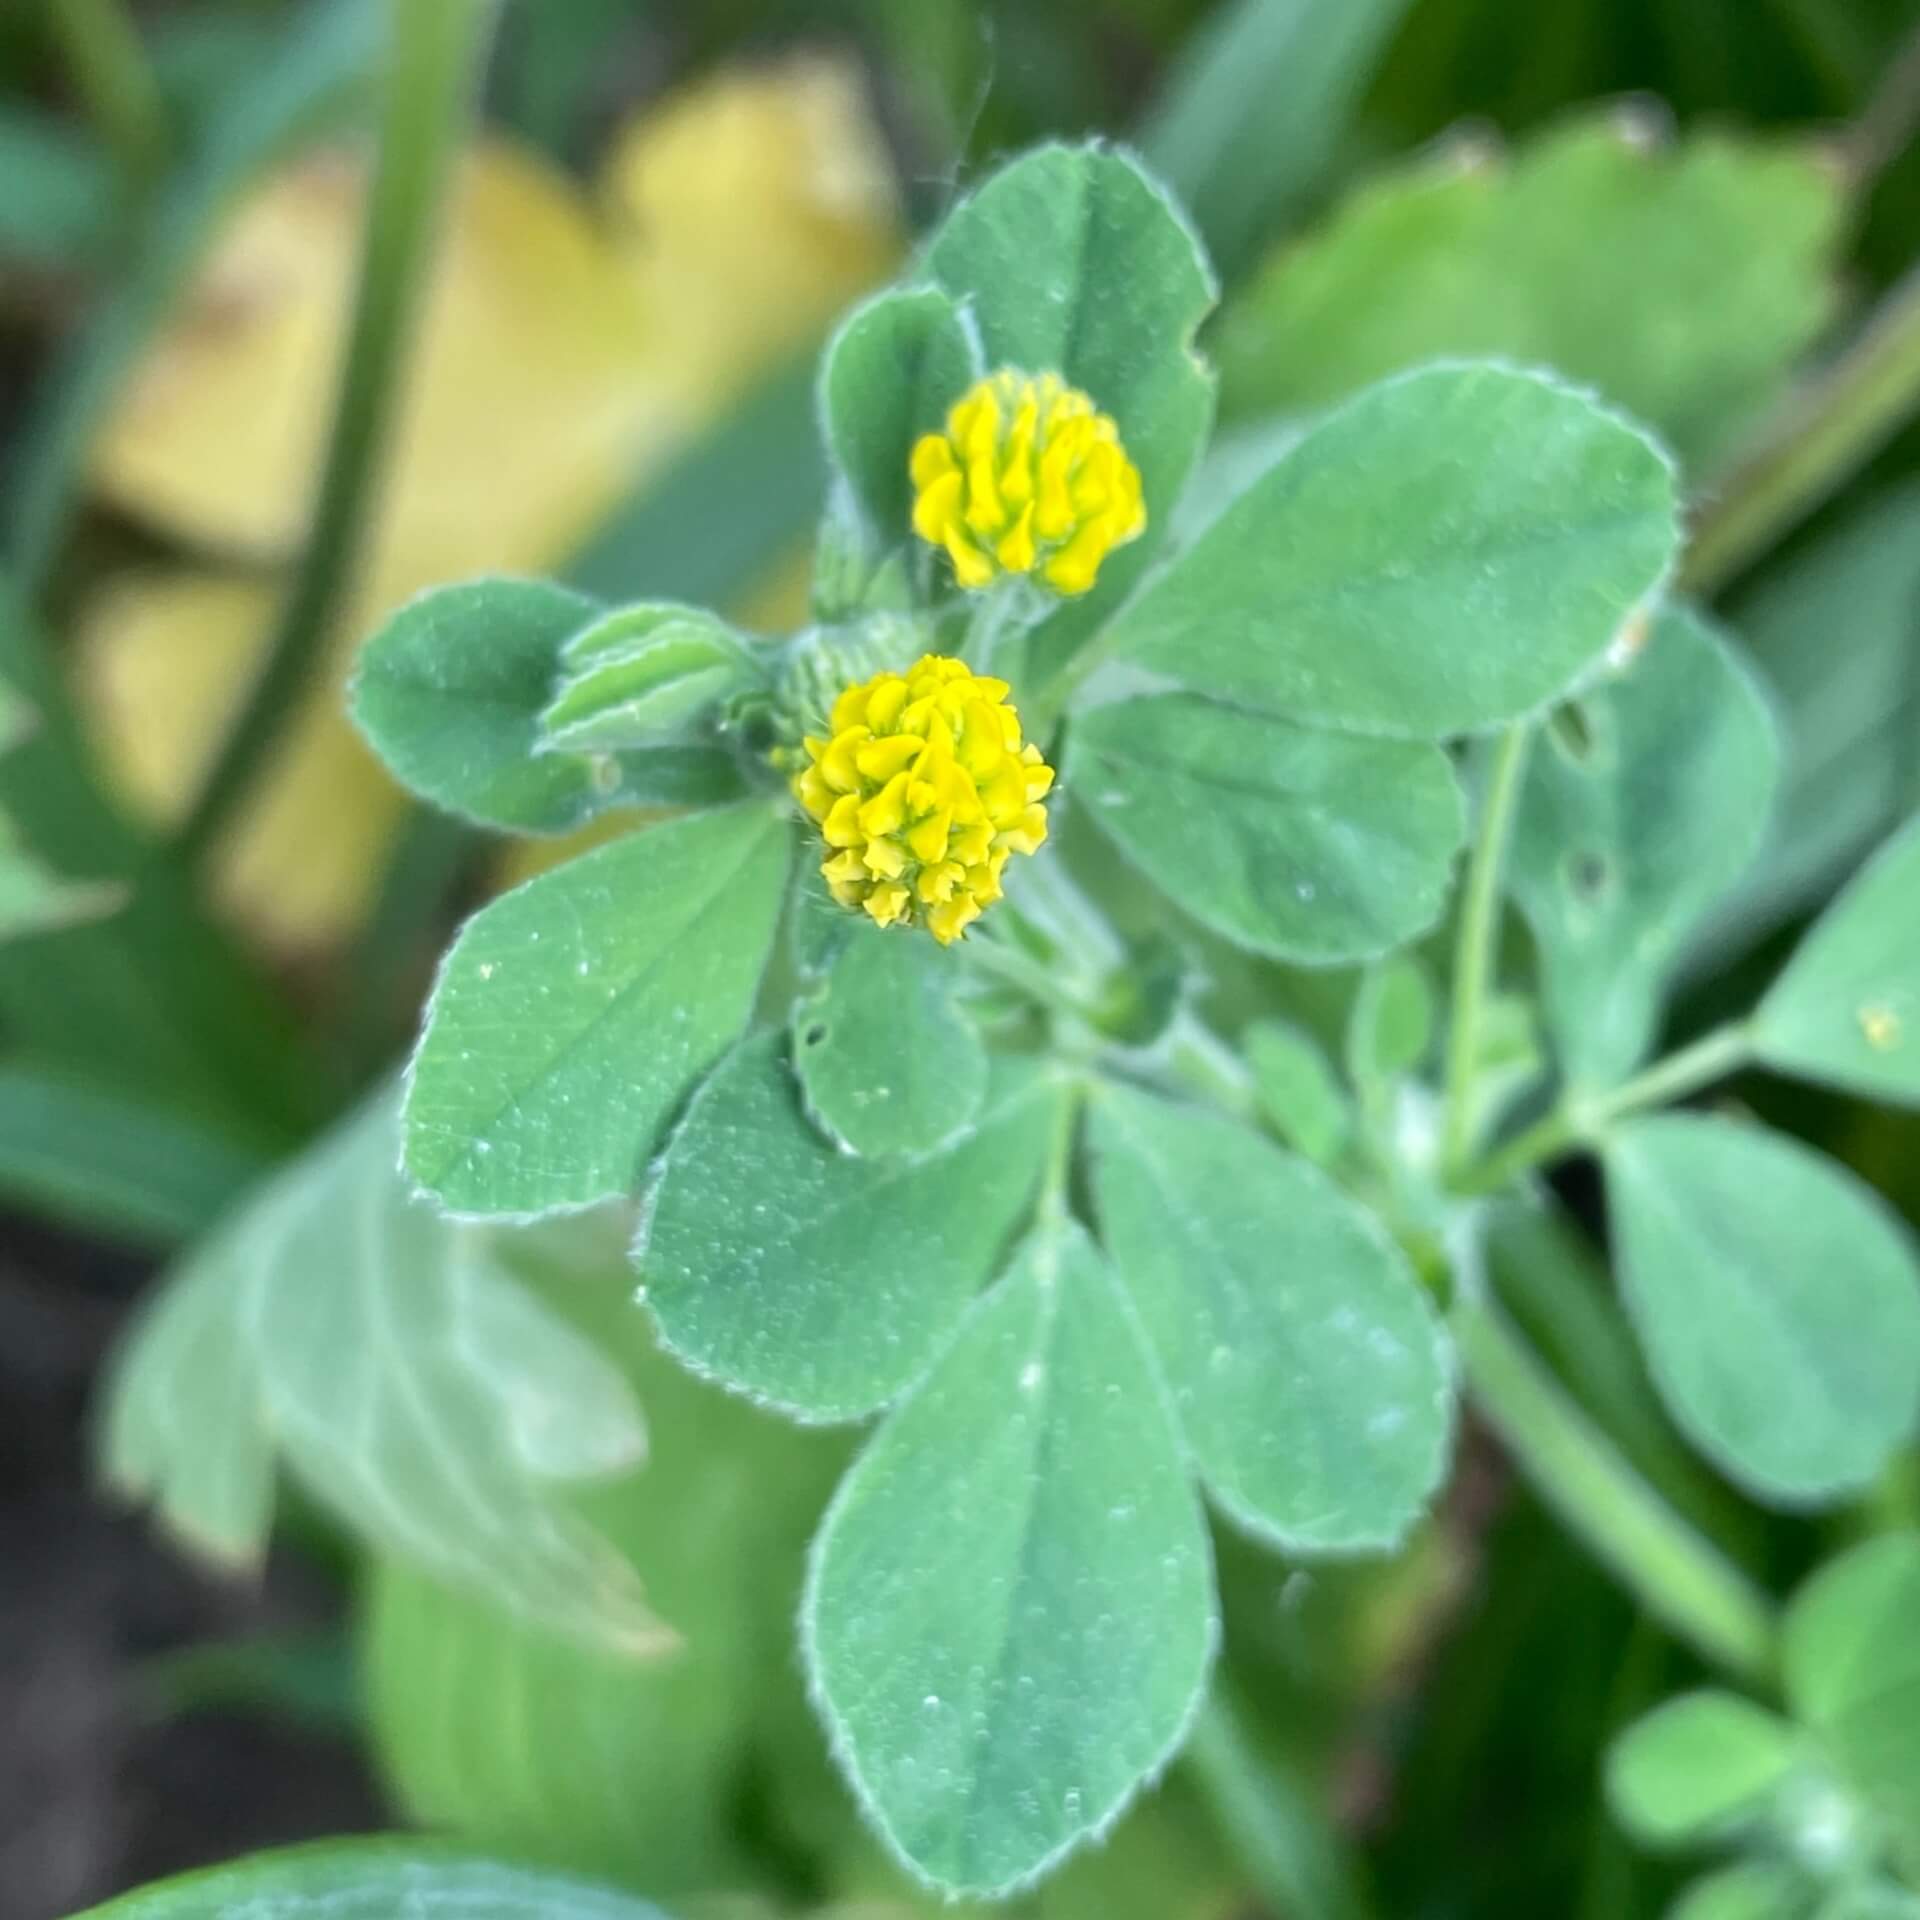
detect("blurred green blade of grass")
(2, 0), (382, 601)
(559, 354), (823, 607)
(137, 1630), (358, 1737)
(1136, 0), (1416, 282)
(0, 579), (318, 1144)
(0, 108), (118, 272)
(0, 1064), (271, 1247)
(1699, 483), (1920, 959)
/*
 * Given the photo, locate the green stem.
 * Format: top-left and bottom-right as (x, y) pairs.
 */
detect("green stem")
(1683, 262), (1920, 597)
(1454, 1290), (1778, 1684)
(1155, 1002), (1260, 1124)
(47, 0), (170, 197)
(958, 928), (1106, 1030)
(1442, 724), (1532, 1175)
(1460, 1021), (1754, 1195)
(1183, 1692), (1375, 1920)
(1847, 13), (1920, 184)
(1037, 1073), (1084, 1226)
(176, 0), (498, 861)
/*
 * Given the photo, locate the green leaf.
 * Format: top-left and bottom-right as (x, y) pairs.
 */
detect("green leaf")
(802, 1218), (1216, 1896)
(1605, 1690), (1799, 1847)
(1605, 1116), (1920, 1506)
(640, 1031), (1058, 1421)
(140, 1631), (358, 1738)
(100, 1099), (668, 1651)
(0, 669), (124, 940)
(538, 602), (760, 755)
(819, 285), (979, 546)
(0, 819), (124, 942)
(1816, 1889), (1920, 1920)
(1347, 953), (1437, 1089)
(922, 141), (1217, 688)
(0, 581), (314, 1135)
(1509, 608), (1780, 1089)
(1753, 813), (1920, 1109)
(0, 1065), (267, 1247)
(1214, 116), (1845, 474)
(1669, 1862), (1818, 1920)
(1785, 1534), (1920, 1857)
(1136, 0), (1415, 279)
(1088, 1083), (1452, 1552)
(353, 577), (743, 833)
(404, 804), (789, 1218)
(1709, 486), (1920, 951)
(1104, 364), (1678, 739)
(791, 924), (989, 1157)
(67, 1842), (672, 1920)
(367, 1306), (846, 1897)
(1242, 1019), (1352, 1166)
(1071, 694), (1464, 964)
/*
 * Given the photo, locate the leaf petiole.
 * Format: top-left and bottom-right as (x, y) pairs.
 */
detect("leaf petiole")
(1459, 1021), (1755, 1196)
(1442, 722), (1533, 1176)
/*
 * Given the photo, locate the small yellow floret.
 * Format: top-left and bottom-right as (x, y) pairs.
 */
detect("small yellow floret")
(910, 370), (1145, 596)
(791, 654), (1055, 943)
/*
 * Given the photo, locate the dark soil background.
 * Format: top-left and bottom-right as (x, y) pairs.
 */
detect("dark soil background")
(1, 1219), (381, 1920)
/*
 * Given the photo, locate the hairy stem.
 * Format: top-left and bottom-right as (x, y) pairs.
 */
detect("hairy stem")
(1442, 724), (1532, 1176)
(1184, 1691), (1376, 1920)
(177, 0), (499, 860)
(1454, 1291), (1778, 1683)
(1684, 262), (1920, 597)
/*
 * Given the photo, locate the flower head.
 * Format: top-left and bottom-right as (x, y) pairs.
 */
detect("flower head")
(792, 654), (1055, 943)
(910, 370), (1145, 596)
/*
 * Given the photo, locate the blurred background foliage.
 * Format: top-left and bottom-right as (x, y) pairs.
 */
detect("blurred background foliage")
(1, 2), (1918, 1918)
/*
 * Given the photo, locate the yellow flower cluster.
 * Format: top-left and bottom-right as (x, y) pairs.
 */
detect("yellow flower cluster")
(910, 370), (1145, 596)
(793, 655), (1055, 943)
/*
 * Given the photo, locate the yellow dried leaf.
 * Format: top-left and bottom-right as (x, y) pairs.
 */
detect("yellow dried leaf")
(92, 143), (666, 565)
(74, 573), (405, 949)
(599, 53), (901, 407)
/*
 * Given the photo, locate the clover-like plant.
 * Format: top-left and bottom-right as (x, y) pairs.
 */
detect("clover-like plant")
(115, 139), (1920, 1902)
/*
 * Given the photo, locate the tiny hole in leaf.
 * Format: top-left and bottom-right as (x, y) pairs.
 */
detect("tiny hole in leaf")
(1566, 850), (1612, 901)
(802, 1023), (829, 1047)
(1548, 699), (1602, 766)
